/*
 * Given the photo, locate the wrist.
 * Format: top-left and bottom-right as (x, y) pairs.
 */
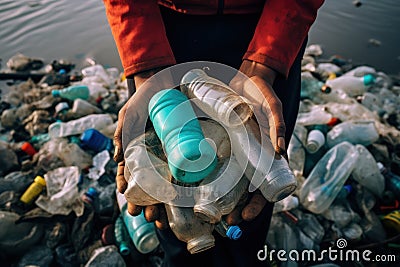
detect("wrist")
(242, 59), (277, 85)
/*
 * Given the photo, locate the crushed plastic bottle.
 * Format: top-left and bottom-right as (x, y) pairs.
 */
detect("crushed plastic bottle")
(326, 120), (379, 148)
(299, 142), (359, 214)
(351, 145), (385, 197)
(88, 150), (110, 180)
(165, 204), (215, 254)
(194, 157), (248, 223)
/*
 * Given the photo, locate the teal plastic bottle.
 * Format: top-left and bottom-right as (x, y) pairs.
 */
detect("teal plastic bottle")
(116, 192), (159, 254)
(52, 85), (90, 100)
(148, 89), (217, 183)
(114, 215), (132, 256)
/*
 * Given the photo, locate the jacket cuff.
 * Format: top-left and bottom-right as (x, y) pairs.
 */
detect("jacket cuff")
(243, 51), (290, 78)
(124, 56), (176, 78)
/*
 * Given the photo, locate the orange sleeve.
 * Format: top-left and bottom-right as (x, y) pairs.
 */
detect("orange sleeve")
(244, 0), (324, 78)
(103, 0), (176, 77)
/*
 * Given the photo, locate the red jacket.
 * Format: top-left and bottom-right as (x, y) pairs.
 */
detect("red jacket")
(104, 0), (324, 78)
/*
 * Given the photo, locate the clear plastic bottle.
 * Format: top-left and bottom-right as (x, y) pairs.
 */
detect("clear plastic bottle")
(215, 219), (242, 240)
(148, 89), (217, 183)
(351, 145), (385, 197)
(325, 74), (375, 97)
(321, 202), (360, 229)
(165, 204), (215, 254)
(296, 105), (333, 126)
(228, 119), (296, 202)
(299, 142), (359, 214)
(123, 130), (176, 206)
(48, 114), (114, 138)
(72, 98), (102, 116)
(343, 66), (376, 77)
(287, 124), (307, 177)
(180, 69), (253, 127)
(326, 120), (379, 148)
(20, 176), (46, 204)
(116, 191), (159, 254)
(194, 157), (249, 223)
(52, 85), (90, 101)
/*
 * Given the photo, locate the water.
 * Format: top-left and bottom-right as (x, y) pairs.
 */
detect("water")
(0, 0), (399, 78)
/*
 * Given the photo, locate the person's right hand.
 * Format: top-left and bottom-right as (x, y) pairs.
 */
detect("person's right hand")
(114, 68), (173, 230)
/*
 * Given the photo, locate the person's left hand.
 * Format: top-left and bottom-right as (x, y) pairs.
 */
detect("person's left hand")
(225, 59), (286, 224)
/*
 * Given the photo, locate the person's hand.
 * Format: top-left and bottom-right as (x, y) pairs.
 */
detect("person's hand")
(226, 59), (285, 225)
(114, 68), (173, 230)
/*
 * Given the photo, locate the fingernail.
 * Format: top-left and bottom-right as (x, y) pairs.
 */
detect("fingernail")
(113, 146), (120, 161)
(278, 137), (286, 151)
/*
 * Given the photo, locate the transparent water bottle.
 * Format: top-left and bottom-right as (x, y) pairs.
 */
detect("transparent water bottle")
(229, 119), (296, 202)
(48, 114), (114, 138)
(351, 145), (385, 197)
(326, 120), (379, 148)
(378, 162), (400, 199)
(165, 204), (215, 254)
(194, 157), (249, 223)
(299, 142), (359, 214)
(287, 124), (307, 177)
(116, 191), (159, 254)
(123, 130), (176, 206)
(180, 69), (252, 127)
(52, 85), (90, 101)
(326, 74), (375, 97)
(148, 89), (217, 183)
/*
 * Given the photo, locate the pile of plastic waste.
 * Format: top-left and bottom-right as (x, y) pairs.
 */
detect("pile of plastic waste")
(0, 45), (399, 267)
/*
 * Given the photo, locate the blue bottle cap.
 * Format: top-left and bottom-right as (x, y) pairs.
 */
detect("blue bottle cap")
(343, 185), (352, 194)
(86, 187), (98, 199)
(59, 69), (66, 75)
(226, 225), (242, 240)
(363, 74), (375, 86)
(52, 90), (60, 97)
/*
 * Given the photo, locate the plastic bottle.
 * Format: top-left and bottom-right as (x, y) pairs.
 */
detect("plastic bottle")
(378, 162), (400, 199)
(296, 105), (333, 126)
(80, 128), (113, 153)
(194, 157), (249, 223)
(306, 129), (325, 154)
(351, 145), (385, 197)
(52, 85), (90, 101)
(148, 89), (217, 183)
(326, 120), (379, 148)
(114, 215), (132, 256)
(72, 98), (102, 116)
(321, 202), (360, 229)
(228, 119), (296, 202)
(124, 130), (176, 206)
(116, 191), (159, 254)
(325, 74), (375, 97)
(20, 176), (46, 204)
(165, 204), (215, 254)
(215, 219), (242, 240)
(180, 69), (252, 127)
(273, 195), (299, 214)
(342, 222), (363, 242)
(299, 142), (359, 214)
(48, 114), (114, 138)
(343, 65), (376, 77)
(296, 212), (325, 244)
(300, 72), (331, 100)
(287, 124), (307, 177)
